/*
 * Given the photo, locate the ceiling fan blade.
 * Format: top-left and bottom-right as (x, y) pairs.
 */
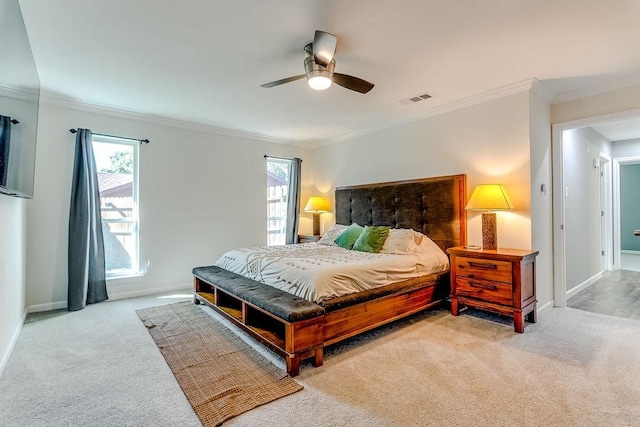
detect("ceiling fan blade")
(260, 74), (306, 88)
(332, 73), (375, 94)
(313, 30), (337, 67)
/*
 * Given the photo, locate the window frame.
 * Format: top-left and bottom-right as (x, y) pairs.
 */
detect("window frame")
(266, 157), (292, 246)
(92, 134), (140, 280)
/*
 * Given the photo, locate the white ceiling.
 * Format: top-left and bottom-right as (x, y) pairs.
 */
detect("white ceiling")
(591, 117), (640, 142)
(17, 0), (640, 144)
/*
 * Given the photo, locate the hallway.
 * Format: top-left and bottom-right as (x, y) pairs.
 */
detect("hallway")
(568, 270), (640, 321)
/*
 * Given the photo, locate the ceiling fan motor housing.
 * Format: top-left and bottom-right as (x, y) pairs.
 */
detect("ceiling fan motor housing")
(304, 55), (336, 80)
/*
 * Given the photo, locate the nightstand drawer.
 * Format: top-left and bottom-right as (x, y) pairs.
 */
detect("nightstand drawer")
(455, 277), (513, 306)
(455, 256), (512, 284)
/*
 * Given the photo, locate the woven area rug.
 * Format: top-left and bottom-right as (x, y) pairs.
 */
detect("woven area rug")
(137, 301), (302, 426)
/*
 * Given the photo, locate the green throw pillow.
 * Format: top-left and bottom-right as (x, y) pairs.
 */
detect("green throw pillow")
(352, 225), (390, 253)
(334, 223), (364, 249)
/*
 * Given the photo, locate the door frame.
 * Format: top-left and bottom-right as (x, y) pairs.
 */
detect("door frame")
(613, 156), (640, 270)
(552, 107), (640, 307)
(600, 154), (612, 271)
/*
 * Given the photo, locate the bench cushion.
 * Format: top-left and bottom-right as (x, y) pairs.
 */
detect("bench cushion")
(192, 265), (325, 322)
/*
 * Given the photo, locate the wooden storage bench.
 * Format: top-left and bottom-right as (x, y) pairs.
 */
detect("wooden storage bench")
(192, 266), (325, 376)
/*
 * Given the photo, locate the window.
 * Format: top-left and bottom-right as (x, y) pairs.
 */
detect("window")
(266, 158), (291, 246)
(92, 135), (139, 278)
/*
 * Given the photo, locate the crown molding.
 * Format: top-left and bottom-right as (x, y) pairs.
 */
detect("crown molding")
(37, 80), (540, 149)
(0, 85), (40, 103)
(529, 79), (556, 104)
(38, 91), (302, 146)
(553, 73), (640, 104)
(319, 78), (539, 146)
(28, 73), (640, 150)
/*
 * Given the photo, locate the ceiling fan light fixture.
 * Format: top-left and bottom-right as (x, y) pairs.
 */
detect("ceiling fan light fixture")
(261, 31), (374, 94)
(307, 70), (332, 90)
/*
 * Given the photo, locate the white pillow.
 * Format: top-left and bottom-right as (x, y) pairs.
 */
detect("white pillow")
(317, 224), (348, 246)
(380, 228), (424, 254)
(414, 235), (444, 254)
(414, 235), (449, 269)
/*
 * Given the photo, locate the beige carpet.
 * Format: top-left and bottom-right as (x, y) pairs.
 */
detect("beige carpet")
(228, 306), (640, 426)
(137, 301), (302, 426)
(2, 293), (640, 426)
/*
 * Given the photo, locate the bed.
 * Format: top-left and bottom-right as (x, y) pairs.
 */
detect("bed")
(193, 174), (467, 375)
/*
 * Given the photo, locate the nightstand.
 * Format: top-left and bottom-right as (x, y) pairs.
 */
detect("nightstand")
(447, 247), (539, 333)
(298, 234), (321, 243)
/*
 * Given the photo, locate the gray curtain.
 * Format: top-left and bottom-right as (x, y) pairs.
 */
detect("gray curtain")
(68, 128), (108, 311)
(285, 157), (302, 244)
(0, 115), (10, 185)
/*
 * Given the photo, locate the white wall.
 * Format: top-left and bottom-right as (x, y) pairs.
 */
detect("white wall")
(562, 127), (611, 291)
(612, 138), (640, 158)
(313, 91), (546, 297)
(26, 100), (313, 310)
(319, 91), (532, 249)
(0, 195), (27, 374)
(528, 92), (553, 307)
(552, 84), (640, 124)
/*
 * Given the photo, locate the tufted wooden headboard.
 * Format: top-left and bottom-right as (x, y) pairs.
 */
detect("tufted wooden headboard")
(334, 174), (467, 251)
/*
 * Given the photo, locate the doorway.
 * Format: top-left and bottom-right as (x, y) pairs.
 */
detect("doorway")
(615, 159), (640, 272)
(552, 108), (640, 307)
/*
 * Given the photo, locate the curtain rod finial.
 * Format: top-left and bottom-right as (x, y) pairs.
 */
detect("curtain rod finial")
(69, 129), (77, 134)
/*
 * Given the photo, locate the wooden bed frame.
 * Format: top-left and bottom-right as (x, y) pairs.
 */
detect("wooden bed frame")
(194, 174), (467, 375)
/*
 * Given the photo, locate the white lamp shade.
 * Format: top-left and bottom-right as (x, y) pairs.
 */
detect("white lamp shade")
(465, 184), (514, 211)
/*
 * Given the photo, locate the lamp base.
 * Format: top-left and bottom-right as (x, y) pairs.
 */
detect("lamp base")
(482, 212), (497, 250)
(312, 214), (321, 236)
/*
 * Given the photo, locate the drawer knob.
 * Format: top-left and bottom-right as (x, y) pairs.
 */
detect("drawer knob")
(469, 281), (498, 291)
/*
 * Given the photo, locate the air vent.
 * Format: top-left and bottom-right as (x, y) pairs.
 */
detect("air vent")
(400, 92), (432, 105)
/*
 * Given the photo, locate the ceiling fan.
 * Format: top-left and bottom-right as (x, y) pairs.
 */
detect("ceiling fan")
(261, 30), (375, 94)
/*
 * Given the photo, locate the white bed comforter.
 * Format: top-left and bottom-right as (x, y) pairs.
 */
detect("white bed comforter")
(214, 241), (449, 303)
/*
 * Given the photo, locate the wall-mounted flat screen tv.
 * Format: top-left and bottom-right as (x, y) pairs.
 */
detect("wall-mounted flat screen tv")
(0, 0), (40, 198)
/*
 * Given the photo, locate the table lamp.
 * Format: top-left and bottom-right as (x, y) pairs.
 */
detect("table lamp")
(465, 184), (514, 250)
(304, 196), (329, 236)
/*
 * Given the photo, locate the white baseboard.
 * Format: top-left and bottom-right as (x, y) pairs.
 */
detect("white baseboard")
(107, 282), (192, 301)
(27, 282), (192, 314)
(538, 300), (554, 313)
(27, 300), (67, 313)
(0, 307), (28, 377)
(621, 250), (640, 255)
(566, 272), (603, 299)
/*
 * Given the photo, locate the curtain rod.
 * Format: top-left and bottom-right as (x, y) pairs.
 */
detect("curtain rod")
(263, 155), (302, 162)
(10, 119), (19, 124)
(69, 129), (149, 144)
